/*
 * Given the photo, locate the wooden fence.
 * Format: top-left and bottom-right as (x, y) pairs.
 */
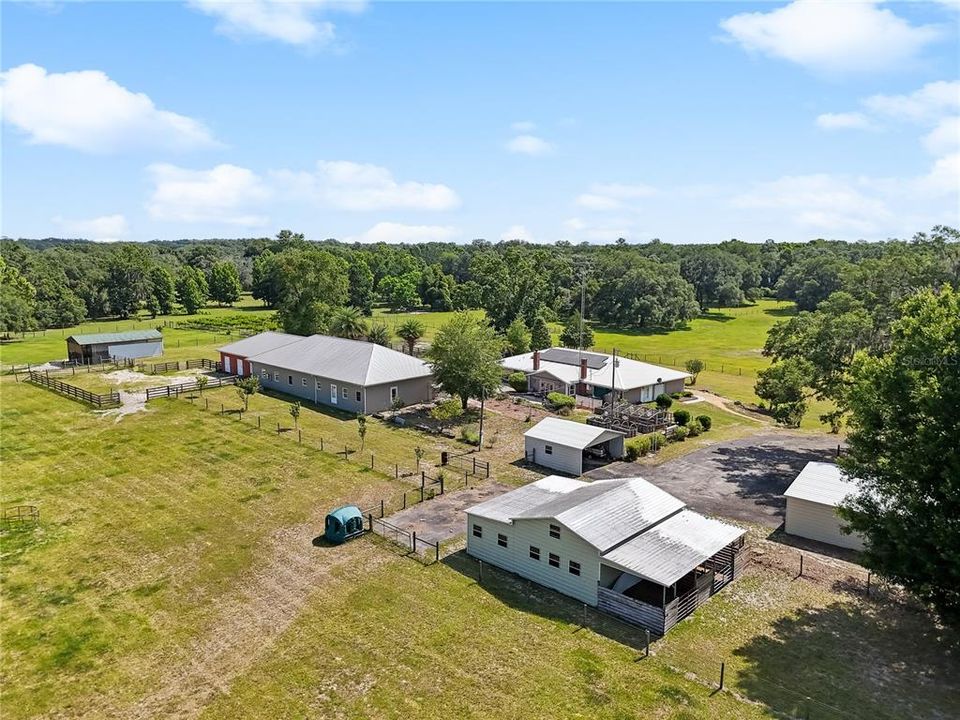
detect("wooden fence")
(27, 371), (120, 408)
(1, 505), (40, 527)
(442, 451), (490, 478)
(144, 375), (238, 401)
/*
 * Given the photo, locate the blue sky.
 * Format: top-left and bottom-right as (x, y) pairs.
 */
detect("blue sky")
(2, 0), (958, 244)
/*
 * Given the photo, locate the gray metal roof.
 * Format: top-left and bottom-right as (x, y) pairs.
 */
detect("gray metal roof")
(784, 461), (861, 507)
(540, 348), (607, 369)
(601, 509), (745, 586)
(247, 334), (432, 386)
(502, 348), (689, 391)
(466, 475), (588, 523)
(524, 417), (625, 450)
(516, 477), (686, 551)
(218, 331), (304, 358)
(68, 329), (162, 346)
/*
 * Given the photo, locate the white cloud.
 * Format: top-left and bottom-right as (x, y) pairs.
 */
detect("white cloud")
(0, 63), (217, 153)
(272, 160), (459, 211)
(500, 224), (536, 243)
(733, 174), (892, 233)
(53, 214), (129, 242)
(188, 0), (365, 47)
(863, 81), (960, 123)
(506, 134), (554, 156)
(720, 0), (942, 73)
(576, 183), (657, 210)
(562, 216), (640, 244)
(918, 152), (960, 195)
(815, 112), (872, 130)
(511, 120), (537, 132)
(146, 163), (271, 226)
(346, 222), (458, 244)
(923, 116), (960, 156)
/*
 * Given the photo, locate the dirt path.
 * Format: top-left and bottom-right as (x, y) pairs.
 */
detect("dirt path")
(693, 390), (768, 423)
(118, 513), (390, 720)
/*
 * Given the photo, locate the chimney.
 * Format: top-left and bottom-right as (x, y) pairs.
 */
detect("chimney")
(533, 349), (540, 371)
(580, 358), (588, 380)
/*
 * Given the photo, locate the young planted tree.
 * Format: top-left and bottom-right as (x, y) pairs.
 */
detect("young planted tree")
(236, 375), (260, 411)
(289, 401), (301, 429)
(329, 306), (368, 340)
(366, 321), (391, 347)
(357, 414), (367, 451)
(396, 318), (426, 354)
(196, 375), (209, 396)
(684, 358), (705, 385)
(505, 317), (531, 356)
(414, 445), (425, 471)
(427, 313), (504, 411)
(839, 286), (960, 623)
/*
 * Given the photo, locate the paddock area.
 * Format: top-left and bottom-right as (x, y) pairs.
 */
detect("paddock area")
(382, 481), (514, 545)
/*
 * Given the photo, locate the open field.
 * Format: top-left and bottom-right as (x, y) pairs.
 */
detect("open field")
(3, 377), (957, 719)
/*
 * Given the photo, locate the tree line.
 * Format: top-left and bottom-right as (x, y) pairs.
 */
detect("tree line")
(5, 228), (958, 340)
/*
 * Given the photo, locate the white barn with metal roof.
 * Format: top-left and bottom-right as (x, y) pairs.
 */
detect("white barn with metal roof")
(466, 475), (746, 634)
(524, 417), (625, 476)
(784, 462), (865, 551)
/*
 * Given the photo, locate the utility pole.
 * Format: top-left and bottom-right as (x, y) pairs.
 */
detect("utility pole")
(478, 387), (486, 448)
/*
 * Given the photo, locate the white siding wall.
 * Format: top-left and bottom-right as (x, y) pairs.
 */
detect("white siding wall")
(465, 514), (600, 605)
(785, 497), (865, 551)
(524, 437), (582, 476)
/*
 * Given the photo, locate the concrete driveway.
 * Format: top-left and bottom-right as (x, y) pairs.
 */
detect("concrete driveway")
(586, 433), (842, 528)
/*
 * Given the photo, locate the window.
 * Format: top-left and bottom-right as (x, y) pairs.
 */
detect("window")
(544, 445), (553, 455)
(302, 377), (307, 386)
(317, 380), (323, 389)
(342, 387), (348, 399)
(261, 369), (268, 378)
(548, 553), (560, 568)
(356, 390), (362, 402)
(287, 375), (293, 385)
(529, 546), (540, 561)
(273, 372), (279, 382)
(497, 533), (508, 548)
(549, 523), (560, 539)
(568, 560), (581, 576)
(472, 524), (482, 538)
(390, 386), (399, 401)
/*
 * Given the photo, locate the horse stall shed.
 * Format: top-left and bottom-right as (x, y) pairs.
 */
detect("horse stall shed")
(66, 329), (164, 363)
(525, 417), (626, 476)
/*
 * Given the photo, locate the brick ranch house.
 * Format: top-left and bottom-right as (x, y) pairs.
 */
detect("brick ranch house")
(501, 347), (690, 403)
(218, 331), (433, 413)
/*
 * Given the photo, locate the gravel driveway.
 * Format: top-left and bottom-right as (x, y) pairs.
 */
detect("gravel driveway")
(585, 433), (843, 528)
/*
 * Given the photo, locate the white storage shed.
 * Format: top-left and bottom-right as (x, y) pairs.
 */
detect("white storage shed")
(783, 462), (865, 551)
(524, 417), (626, 476)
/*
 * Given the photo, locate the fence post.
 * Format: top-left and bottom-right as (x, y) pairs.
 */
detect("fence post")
(473, 457), (476, 475)
(798, 554), (804, 578)
(380, 499), (384, 518)
(298, 429), (302, 443)
(395, 464), (399, 479)
(277, 422), (281, 435)
(221, 403), (224, 415)
(421, 471), (425, 488)
(258, 415), (261, 429)
(320, 437), (324, 451)
(368, 513), (373, 532)
(205, 398), (209, 410)
(486, 462), (490, 479)
(344, 445), (348, 460)
(403, 493), (406, 510)
(412, 530), (417, 553)
(866, 572), (872, 596)
(478, 560), (483, 583)
(719, 661), (725, 691)
(645, 629), (650, 657)
(439, 475), (444, 494)
(436, 540), (440, 563)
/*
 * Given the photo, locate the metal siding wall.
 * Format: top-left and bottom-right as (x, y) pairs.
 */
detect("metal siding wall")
(364, 377), (432, 413)
(524, 437), (582, 476)
(107, 341), (164, 359)
(466, 514), (600, 605)
(785, 497), (865, 551)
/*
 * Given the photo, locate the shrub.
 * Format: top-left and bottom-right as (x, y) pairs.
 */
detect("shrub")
(682, 390), (694, 398)
(650, 432), (667, 451)
(507, 371), (528, 393)
(391, 396), (405, 410)
(697, 414), (712, 431)
(655, 393), (673, 409)
(673, 409), (690, 426)
(670, 391), (682, 400)
(671, 425), (690, 442)
(625, 435), (652, 461)
(687, 419), (703, 437)
(430, 399), (461, 426)
(460, 425), (480, 445)
(546, 392), (576, 415)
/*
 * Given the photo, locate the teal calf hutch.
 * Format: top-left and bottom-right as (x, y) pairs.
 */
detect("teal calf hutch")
(325, 505), (365, 544)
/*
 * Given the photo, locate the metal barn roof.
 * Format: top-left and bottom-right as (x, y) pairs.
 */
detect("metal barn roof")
(540, 348), (607, 369)
(601, 510), (746, 586)
(501, 348), (689, 391)
(247, 334), (432, 387)
(67, 329), (162, 345)
(516, 477), (685, 551)
(784, 462), (861, 508)
(524, 417), (625, 450)
(218, 331), (304, 357)
(466, 475), (587, 523)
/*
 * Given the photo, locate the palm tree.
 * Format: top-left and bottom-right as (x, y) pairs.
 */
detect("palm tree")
(366, 321), (391, 347)
(329, 306), (368, 340)
(396, 318), (426, 354)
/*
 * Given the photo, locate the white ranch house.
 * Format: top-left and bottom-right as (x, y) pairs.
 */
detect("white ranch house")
(466, 475), (746, 634)
(502, 347), (689, 403)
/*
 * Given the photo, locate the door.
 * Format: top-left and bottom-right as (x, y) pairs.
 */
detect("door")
(330, 383), (338, 404)
(224, 356), (232, 373)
